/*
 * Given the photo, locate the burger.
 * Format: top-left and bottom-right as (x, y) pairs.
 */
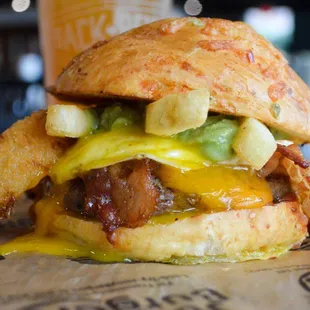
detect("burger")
(0, 18), (309, 264)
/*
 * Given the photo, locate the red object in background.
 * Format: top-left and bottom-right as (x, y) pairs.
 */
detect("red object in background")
(261, 4), (272, 11)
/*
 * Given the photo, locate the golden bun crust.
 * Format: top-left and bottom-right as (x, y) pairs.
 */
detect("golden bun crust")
(0, 111), (70, 219)
(50, 202), (308, 264)
(54, 18), (310, 141)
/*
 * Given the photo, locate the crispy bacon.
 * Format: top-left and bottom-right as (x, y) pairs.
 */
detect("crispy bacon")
(259, 144), (310, 219)
(282, 158), (310, 219)
(65, 160), (174, 235)
(107, 160), (160, 230)
(277, 144), (310, 169)
(258, 152), (282, 178)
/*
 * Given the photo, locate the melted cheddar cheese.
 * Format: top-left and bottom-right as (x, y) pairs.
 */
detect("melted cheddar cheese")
(50, 128), (207, 184)
(157, 165), (273, 210)
(49, 127), (250, 184)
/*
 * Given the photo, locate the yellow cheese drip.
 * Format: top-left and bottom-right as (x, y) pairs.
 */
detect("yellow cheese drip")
(0, 194), (129, 262)
(0, 234), (128, 262)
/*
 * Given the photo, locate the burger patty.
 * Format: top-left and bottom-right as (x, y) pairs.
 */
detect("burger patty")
(64, 159), (174, 234)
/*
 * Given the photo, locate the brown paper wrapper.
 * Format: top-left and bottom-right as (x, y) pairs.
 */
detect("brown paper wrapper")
(1, 198), (310, 310)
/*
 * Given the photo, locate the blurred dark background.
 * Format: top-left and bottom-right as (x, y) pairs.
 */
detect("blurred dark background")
(1, 0), (310, 132)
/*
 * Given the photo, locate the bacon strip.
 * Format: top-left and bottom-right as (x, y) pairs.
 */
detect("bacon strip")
(65, 160), (174, 238)
(277, 144), (310, 169)
(260, 144), (310, 220)
(282, 157), (310, 219)
(258, 152), (282, 178)
(81, 160), (159, 233)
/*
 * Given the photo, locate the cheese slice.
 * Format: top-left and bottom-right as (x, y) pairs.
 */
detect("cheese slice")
(157, 165), (273, 210)
(50, 127), (209, 184)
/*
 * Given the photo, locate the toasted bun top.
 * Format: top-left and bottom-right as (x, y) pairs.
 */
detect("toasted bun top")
(53, 18), (310, 140)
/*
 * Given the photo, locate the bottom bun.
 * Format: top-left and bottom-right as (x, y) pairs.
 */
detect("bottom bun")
(46, 201), (308, 264)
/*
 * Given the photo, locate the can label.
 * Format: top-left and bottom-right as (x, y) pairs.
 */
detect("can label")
(39, 0), (172, 103)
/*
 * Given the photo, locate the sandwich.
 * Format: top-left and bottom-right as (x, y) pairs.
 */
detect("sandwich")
(0, 18), (310, 264)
